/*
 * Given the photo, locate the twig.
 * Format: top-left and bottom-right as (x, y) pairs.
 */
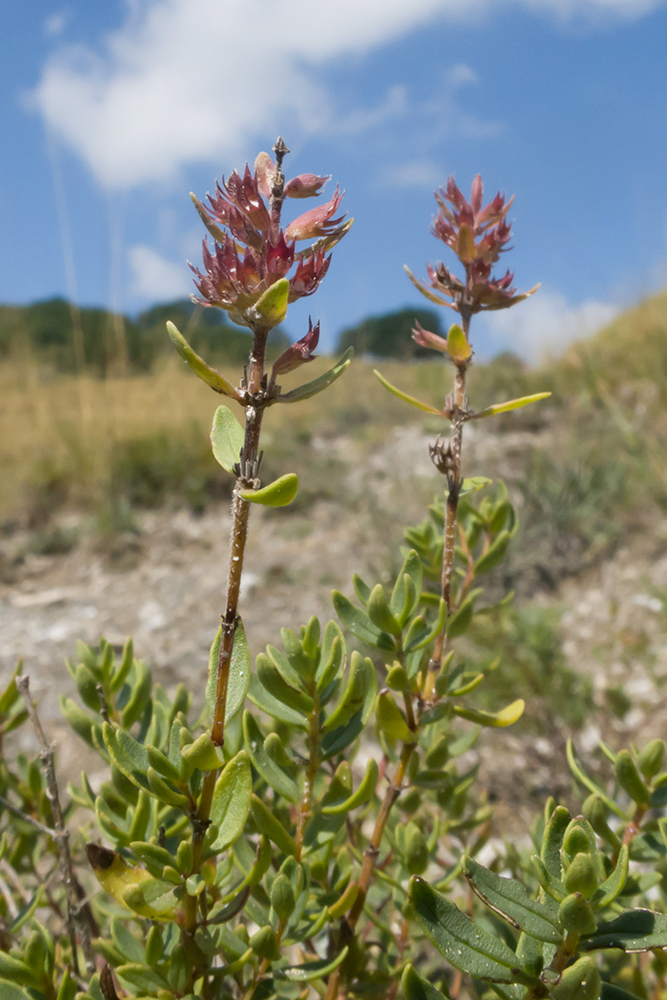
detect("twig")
(17, 675), (96, 975)
(0, 792), (60, 837)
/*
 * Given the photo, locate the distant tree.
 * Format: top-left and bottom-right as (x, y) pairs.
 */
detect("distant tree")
(337, 307), (445, 359)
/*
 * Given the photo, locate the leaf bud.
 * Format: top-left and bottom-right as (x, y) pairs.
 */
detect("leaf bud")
(552, 957), (601, 1000)
(177, 841), (193, 875)
(558, 893), (597, 936)
(637, 739), (665, 780)
(386, 664), (410, 692)
(563, 853), (599, 899)
(251, 925), (280, 960)
(270, 873), (296, 921)
(563, 823), (593, 861)
(615, 750), (650, 805)
(180, 733), (224, 773)
(404, 822), (429, 875)
(582, 795), (621, 851)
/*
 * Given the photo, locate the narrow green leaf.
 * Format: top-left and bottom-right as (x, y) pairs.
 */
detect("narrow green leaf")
(333, 591), (394, 651)
(531, 855), (568, 902)
(471, 392), (551, 420)
(240, 473), (299, 507)
(410, 876), (532, 984)
(0, 982), (31, 1000)
(463, 857), (562, 943)
(167, 321), (241, 399)
(367, 584), (402, 635)
(391, 551), (423, 621)
(248, 673), (308, 729)
(600, 985), (644, 1000)
(277, 347), (353, 403)
(404, 266), (453, 307)
(322, 758), (379, 814)
(256, 656), (313, 715)
(323, 651), (377, 733)
(243, 712), (299, 803)
(453, 699), (524, 728)
(209, 750), (253, 851)
(459, 477), (493, 497)
(277, 947), (349, 982)
(447, 595), (475, 639)
(211, 404), (245, 474)
(402, 964), (449, 1000)
(580, 909), (667, 952)
(373, 369), (442, 415)
(116, 963), (169, 994)
(250, 794), (296, 856)
(376, 691), (418, 744)
(474, 531), (511, 576)
(111, 915), (145, 963)
(593, 844), (629, 908)
(206, 620), (250, 723)
(567, 740), (628, 819)
(405, 599), (447, 653)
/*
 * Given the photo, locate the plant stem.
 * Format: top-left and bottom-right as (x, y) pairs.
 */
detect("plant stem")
(17, 676), (96, 976)
(295, 695), (321, 861)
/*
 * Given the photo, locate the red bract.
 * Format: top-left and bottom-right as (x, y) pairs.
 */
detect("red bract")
(284, 187), (345, 241)
(412, 320), (448, 353)
(190, 153), (350, 329)
(271, 318), (320, 379)
(407, 174), (538, 321)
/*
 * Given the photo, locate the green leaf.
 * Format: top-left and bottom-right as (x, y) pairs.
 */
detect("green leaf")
(211, 404), (245, 474)
(209, 750), (253, 851)
(316, 623), (345, 691)
(459, 477), (493, 497)
(248, 673), (308, 729)
(593, 844), (629, 908)
(463, 857), (562, 943)
(278, 347), (353, 403)
(250, 794), (296, 856)
(322, 758), (379, 815)
(243, 712), (300, 803)
(0, 660), (22, 715)
(567, 740), (628, 819)
(453, 699), (524, 728)
(256, 655), (313, 716)
(373, 369), (442, 415)
(276, 947), (349, 982)
(447, 323), (471, 362)
(580, 909), (667, 952)
(376, 691), (417, 744)
(367, 584), (402, 635)
(410, 877), (533, 984)
(254, 278), (290, 326)
(206, 620), (250, 723)
(240, 473), (299, 507)
(402, 964), (449, 1000)
(404, 266), (452, 308)
(474, 531), (511, 576)
(0, 954), (39, 989)
(391, 551), (423, 621)
(600, 985), (644, 1000)
(147, 767), (190, 809)
(447, 595), (475, 639)
(167, 321), (241, 399)
(116, 964), (169, 994)
(471, 392), (551, 420)
(111, 916), (145, 963)
(332, 591), (394, 651)
(531, 855), (568, 902)
(0, 982), (31, 1000)
(323, 652), (377, 733)
(405, 599), (447, 653)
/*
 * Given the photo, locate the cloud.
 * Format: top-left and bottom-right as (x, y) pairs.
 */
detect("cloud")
(44, 12), (68, 37)
(128, 245), (191, 301)
(30, 0), (665, 191)
(483, 288), (618, 362)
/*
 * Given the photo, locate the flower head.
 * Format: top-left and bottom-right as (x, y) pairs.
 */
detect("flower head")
(406, 175), (538, 322)
(190, 150), (351, 330)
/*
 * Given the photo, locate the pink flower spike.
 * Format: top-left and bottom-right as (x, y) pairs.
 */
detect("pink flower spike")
(412, 320), (449, 353)
(284, 187), (345, 241)
(271, 318), (320, 377)
(285, 173), (331, 199)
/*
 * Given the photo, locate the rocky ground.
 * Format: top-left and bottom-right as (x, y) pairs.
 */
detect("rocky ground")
(2, 421), (666, 833)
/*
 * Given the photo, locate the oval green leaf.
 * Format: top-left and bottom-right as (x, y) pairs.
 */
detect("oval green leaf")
(211, 405), (244, 474)
(240, 473), (298, 507)
(209, 750), (252, 851)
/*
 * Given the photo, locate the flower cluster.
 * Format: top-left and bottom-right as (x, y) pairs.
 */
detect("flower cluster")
(406, 175), (538, 341)
(190, 151), (351, 331)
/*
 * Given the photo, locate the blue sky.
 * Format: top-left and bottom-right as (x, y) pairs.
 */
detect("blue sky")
(1, 0), (666, 360)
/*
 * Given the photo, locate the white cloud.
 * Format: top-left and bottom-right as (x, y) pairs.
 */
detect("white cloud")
(30, 0), (666, 190)
(128, 245), (191, 301)
(44, 12), (68, 37)
(483, 288), (618, 362)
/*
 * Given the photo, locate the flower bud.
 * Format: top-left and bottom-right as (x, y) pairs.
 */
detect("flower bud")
(254, 152), (275, 197)
(412, 320), (448, 353)
(638, 739), (665, 780)
(558, 893), (597, 936)
(270, 873), (296, 921)
(563, 853), (599, 899)
(271, 319), (319, 378)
